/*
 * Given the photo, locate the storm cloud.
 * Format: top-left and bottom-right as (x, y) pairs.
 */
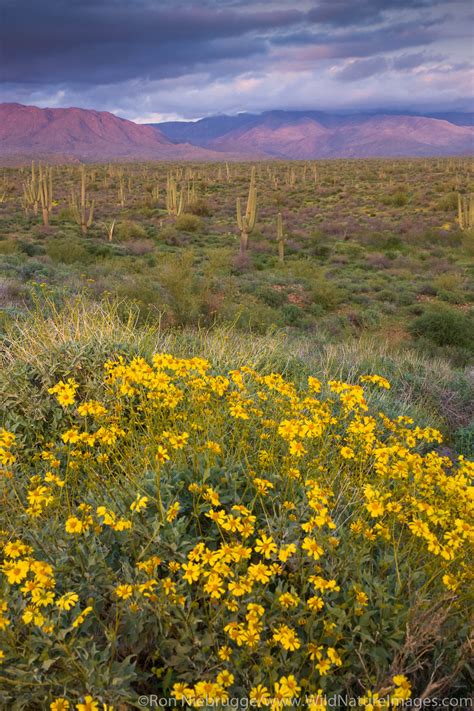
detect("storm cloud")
(0, 0), (472, 120)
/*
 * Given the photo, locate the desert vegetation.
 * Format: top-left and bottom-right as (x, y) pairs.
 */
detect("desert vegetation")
(0, 158), (473, 708)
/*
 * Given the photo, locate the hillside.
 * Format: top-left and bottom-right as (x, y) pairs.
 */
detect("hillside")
(0, 104), (472, 162)
(0, 103), (231, 162)
(155, 110), (474, 158)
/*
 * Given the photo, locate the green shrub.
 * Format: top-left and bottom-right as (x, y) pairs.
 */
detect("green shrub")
(309, 277), (343, 311)
(46, 238), (89, 264)
(188, 199), (211, 217)
(0, 239), (19, 255)
(392, 191), (409, 207)
(115, 220), (148, 242)
(256, 285), (286, 308)
(159, 252), (210, 325)
(175, 213), (203, 233)
(410, 305), (474, 351)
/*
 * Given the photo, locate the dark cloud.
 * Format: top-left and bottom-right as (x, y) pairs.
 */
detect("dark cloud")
(391, 52), (441, 71)
(335, 56), (389, 81)
(1, 1), (303, 83)
(334, 49), (457, 82)
(306, 0), (445, 27)
(0, 0), (472, 117)
(270, 17), (445, 60)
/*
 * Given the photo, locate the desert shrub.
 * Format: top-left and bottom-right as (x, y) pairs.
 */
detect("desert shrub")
(188, 199), (212, 217)
(159, 252), (210, 326)
(57, 206), (76, 222)
(281, 302), (305, 326)
(0, 354), (471, 708)
(231, 252), (252, 274)
(308, 233), (332, 259)
(19, 241), (46, 257)
(309, 277), (342, 311)
(462, 232), (474, 256)
(433, 273), (466, 304)
(18, 260), (55, 281)
(115, 220), (148, 242)
(438, 192), (458, 211)
(45, 238), (89, 264)
(410, 305), (474, 351)
(391, 191), (409, 207)
(175, 213), (203, 233)
(366, 252), (391, 269)
(157, 225), (185, 246)
(453, 422), (474, 458)
(256, 285), (287, 308)
(349, 306), (381, 330)
(223, 300), (282, 333)
(0, 239), (19, 255)
(124, 239), (155, 256)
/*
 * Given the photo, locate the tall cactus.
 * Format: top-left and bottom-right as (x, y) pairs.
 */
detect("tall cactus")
(70, 165), (95, 235)
(236, 167), (257, 253)
(118, 174), (126, 207)
(166, 174), (184, 217)
(22, 161), (41, 216)
(457, 193), (474, 231)
(38, 164), (53, 227)
(187, 179), (197, 207)
(277, 212), (285, 264)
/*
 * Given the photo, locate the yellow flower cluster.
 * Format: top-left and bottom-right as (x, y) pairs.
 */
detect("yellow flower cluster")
(0, 428), (16, 477)
(48, 378), (79, 407)
(0, 353), (472, 706)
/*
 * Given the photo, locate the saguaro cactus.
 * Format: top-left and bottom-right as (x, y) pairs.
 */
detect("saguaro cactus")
(118, 174), (126, 207)
(166, 174), (184, 217)
(236, 167), (257, 253)
(458, 193), (474, 231)
(152, 184), (160, 202)
(277, 212), (285, 264)
(70, 165), (95, 235)
(39, 164), (53, 226)
(22, 161), (41, 216)
(187, 179), (197, 207)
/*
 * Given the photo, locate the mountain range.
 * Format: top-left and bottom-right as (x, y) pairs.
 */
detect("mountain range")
(0, 103), (472, 163)
(154, 110), (474, 159)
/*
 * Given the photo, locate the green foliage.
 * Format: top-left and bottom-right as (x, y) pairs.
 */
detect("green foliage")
(115, 220), (148, 242)
(0, 239), (19, 255)
(45, 238), (90, 264)
(410, 304), (474, 350)
(175, 213), (203, 232)
(159, 251), (211, 326)
(310, 276), (343, 311)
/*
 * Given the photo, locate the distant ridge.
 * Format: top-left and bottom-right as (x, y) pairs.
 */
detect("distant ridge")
(0, 103), (472, 163)
(152, 109), (474, 159)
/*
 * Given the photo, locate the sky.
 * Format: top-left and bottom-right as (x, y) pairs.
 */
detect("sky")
(1, 0), (473, 122)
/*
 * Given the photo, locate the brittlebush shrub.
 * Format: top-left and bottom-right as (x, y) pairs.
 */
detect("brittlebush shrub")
(0, 356), (472, 709)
